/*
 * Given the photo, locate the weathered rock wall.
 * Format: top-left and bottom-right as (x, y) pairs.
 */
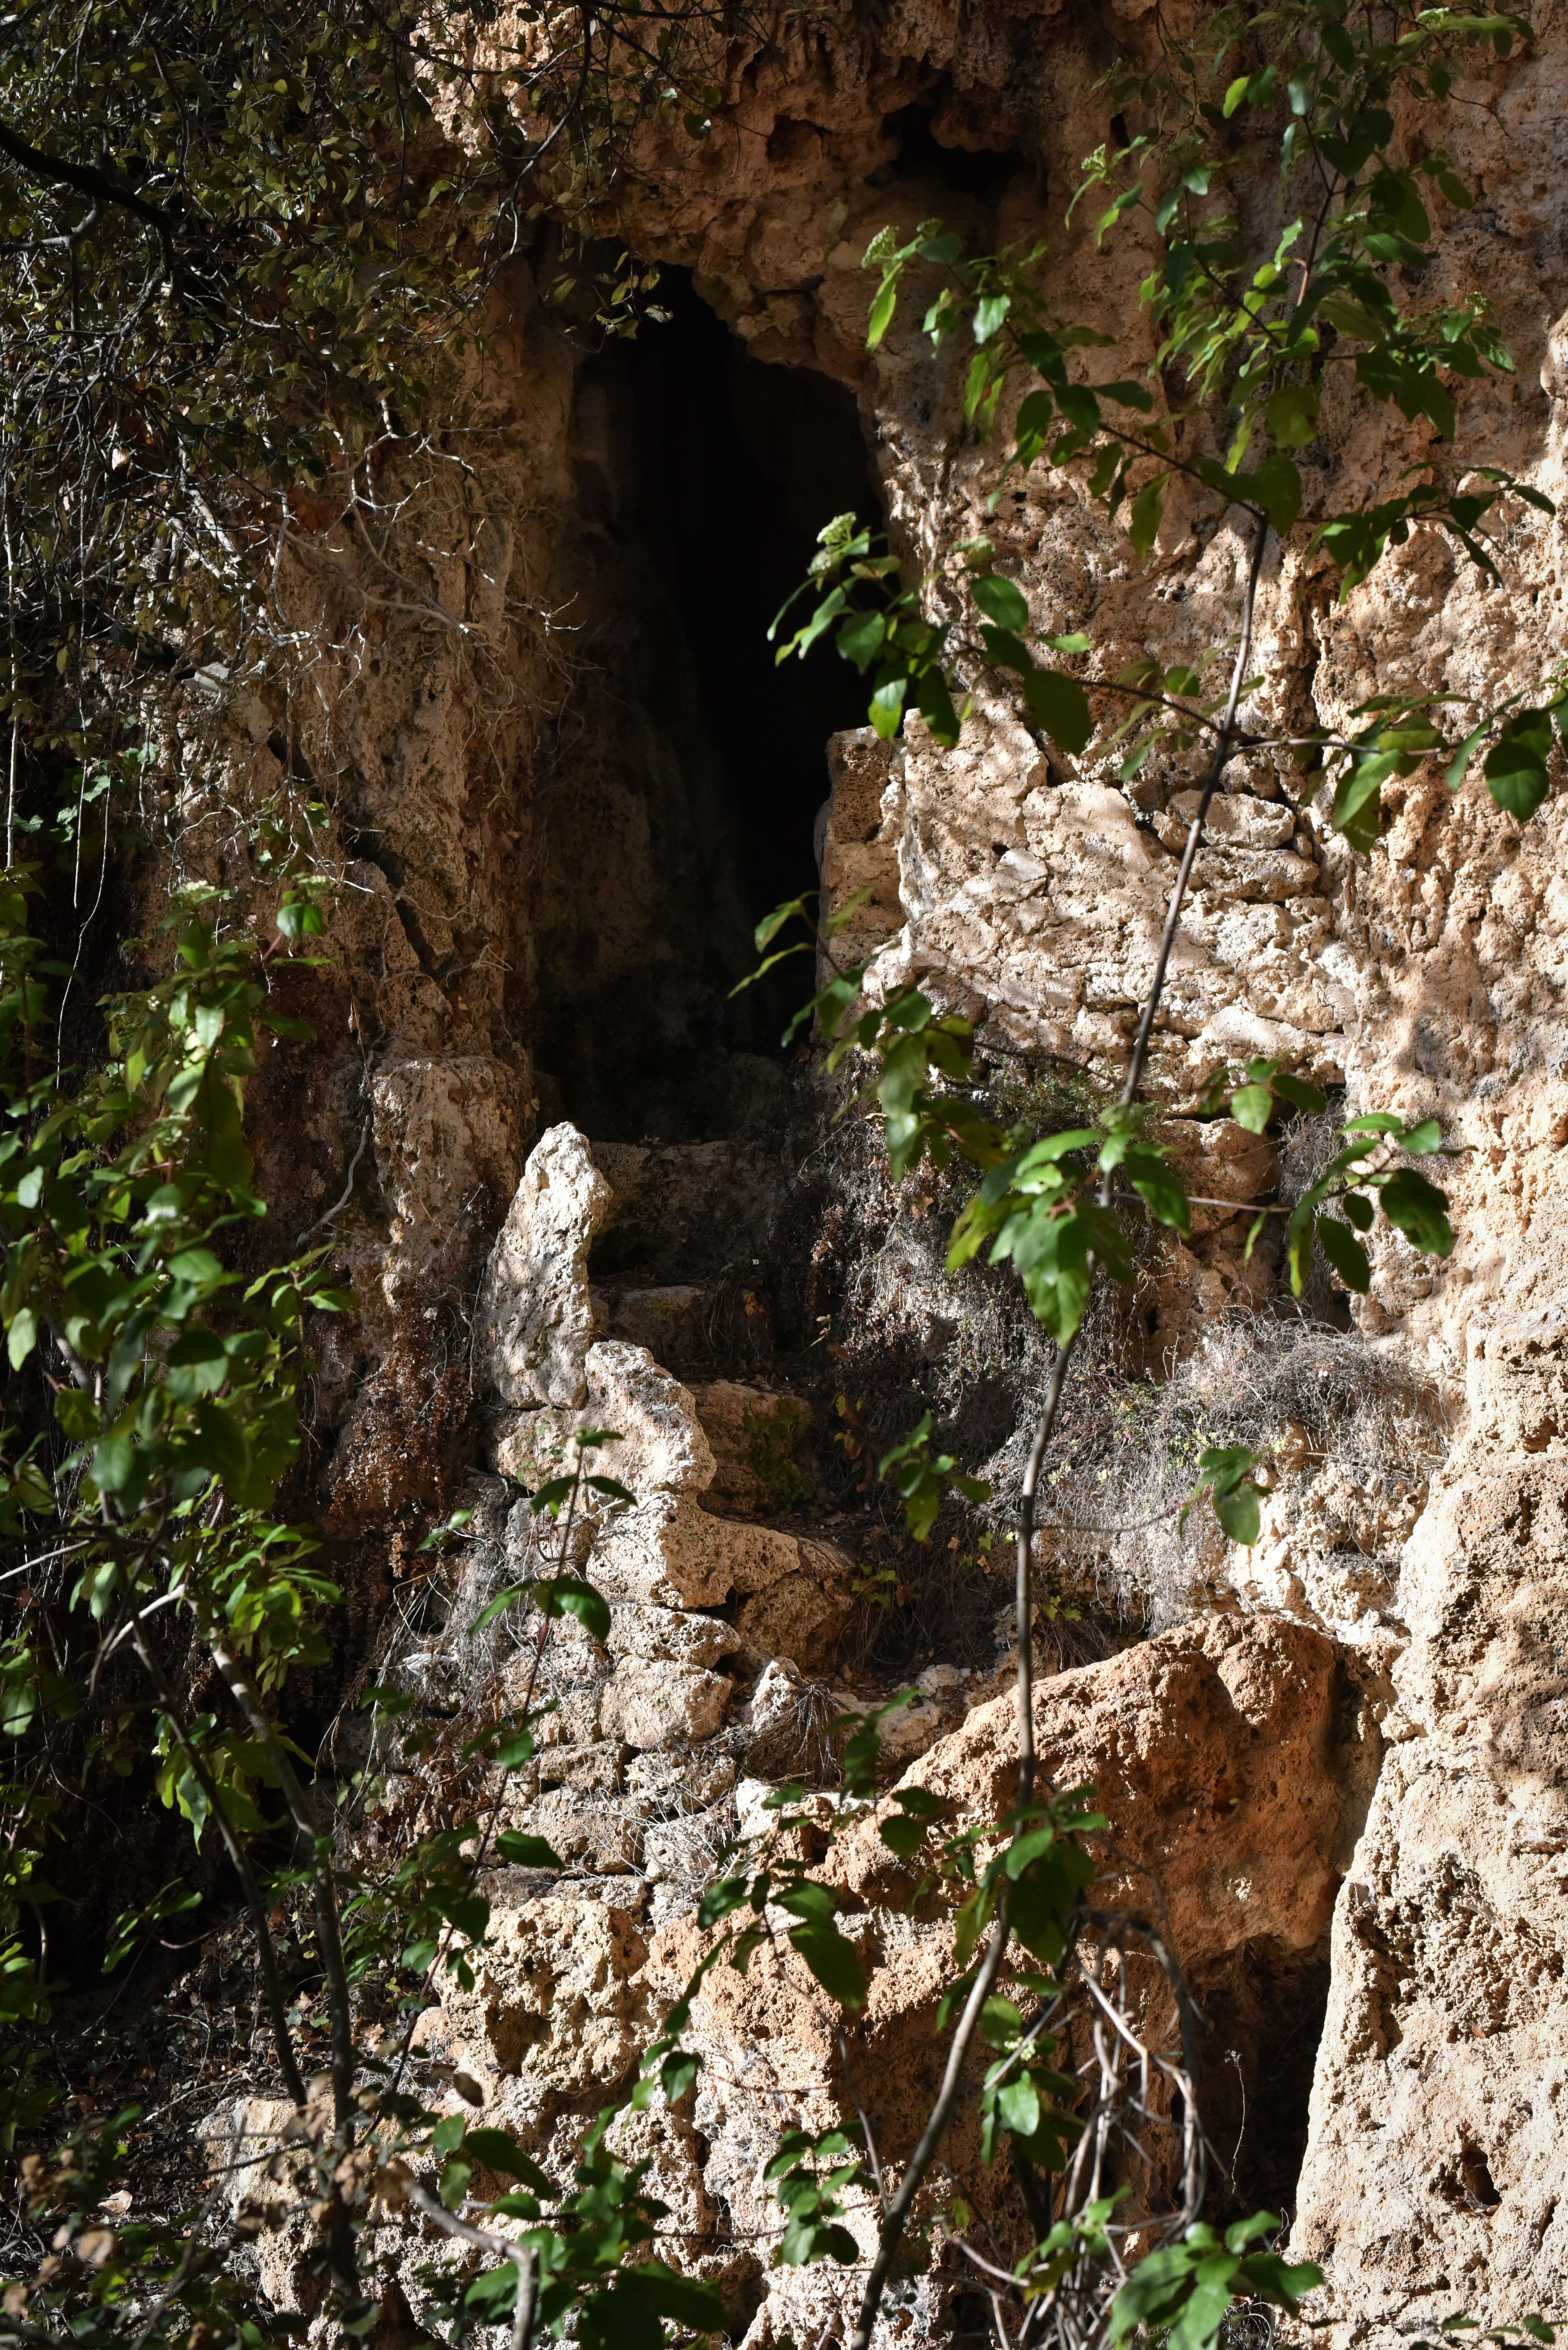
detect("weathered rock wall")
(184, 0), (1568, 2332)
(596, 24), (1568, 2324)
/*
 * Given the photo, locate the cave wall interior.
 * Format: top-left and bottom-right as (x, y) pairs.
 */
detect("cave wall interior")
(177, 0), (1568, 2335)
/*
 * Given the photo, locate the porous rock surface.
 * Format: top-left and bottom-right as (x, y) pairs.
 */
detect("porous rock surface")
(183, 0), (1568, 2329)
(400, 1614), (1359, 2349)
(475, 1121), (612, 1407)
(1291, 1204), (1568, 2334)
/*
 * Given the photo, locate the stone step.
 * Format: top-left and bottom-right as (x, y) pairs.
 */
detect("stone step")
(487, 1323), (818, 1520)
(463, 1121), (860, 1908)
(476, 1122), (784, 1404)
(687, 1378), (814, 1516)
(587, 1135), (781, 1284)
(588, 1276), (773, 1373)
(487, 1339), (844, 1655)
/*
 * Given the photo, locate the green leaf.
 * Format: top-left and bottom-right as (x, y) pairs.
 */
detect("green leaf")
(616, 2262), (728, 2335)
(979, 1996), (1023, 2049)
(1, 1670), (38, 1737)
(1332, 751), (1398, 852)
(584, 1474), (636, 1504)
(534, 1575), (611, 1640)
(660, 2048), (700, 2102)
(869, 674), (908, 739)
(1005, 1827), (1061, 1879)
(1128, 471), (1169, 558)
(1126, 1145), (1190, 1232)
(1021, 669), (1094, 754)
(1484, 711), (1554, 819)
(754, 896), (812, 953)
(697, 1877), (751, 1929)
(776, 1880), (839, 1924)
(971, 573), (1031, 631)
(1004, 1203), (1098, 1342)
(462, 2265), (520, 2323)
(1266, 384), (1320, 447)
(494, 1832), (565, 1869)
(435, 1890), (490, 1941)
(981, 624), (1036, 676)
(974, 293), (1011, 344)
(1272, 1071), (1327, 1113)
(1445, 714), (1492, 791)
(788, 1922), (867, 2010)
(915, 665), (963, 747)
(1006, 1869), (1071, 1967)
(6, 1307), (37, 1369)
(1230, 1083), (1273, 1134)
(189, 1397), (249, 1483)
(473, 1584), (528, 1632)
(1379, 1167), (1454, 1256)
(867, 272), (900, 349)
(895, 1784), (945, 1817)
(1315, 1217), (1371, 1293)
(528, 1476), (575, 1516)
(167, 1326), (229, 1394)
(91, 1431), (137, 1495)
(836, 609), (886, 671)
(166, 1247), (225, 1287)
(461, 2130), (553, 2188)
(1212, 1479), (1260, 1545)
(1224, 2211), (1278, 2253)
(997, 2073), (1041, 2137)
(878, 1815), (927, 1858)
(1098, 377), (1155, 411)
(1247, 453), (1303, 536)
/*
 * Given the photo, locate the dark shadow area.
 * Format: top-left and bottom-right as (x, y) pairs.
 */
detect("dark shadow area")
(1191, 1934), (1333, 2224)
(613, 268), (878, 923)
(531, 268), (881, 1140)
(877, 97), (1028, 199)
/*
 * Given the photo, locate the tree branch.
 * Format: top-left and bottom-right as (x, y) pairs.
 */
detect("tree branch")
(203, 1627), (356, 2138)
(848, 1914), (1014, 2350)
(0, 116), (175, 234)
(128, 1624), (307, 2109)
(405, 2186), (541, 2350)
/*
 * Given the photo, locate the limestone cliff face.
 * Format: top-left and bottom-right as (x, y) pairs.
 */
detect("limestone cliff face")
(593, 18), (1568, 2323)
(196, 0), (1568, 2332)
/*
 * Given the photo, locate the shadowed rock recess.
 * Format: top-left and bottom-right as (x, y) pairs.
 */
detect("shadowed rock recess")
(150, 0), (1568, 2339)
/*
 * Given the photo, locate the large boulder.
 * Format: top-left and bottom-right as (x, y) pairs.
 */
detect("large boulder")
(492, 1339), (716, 1500)
(830, 1611), (1364, 1959)
(640, 1613), (1366, 2350)
(475, 1123), (610, 1408)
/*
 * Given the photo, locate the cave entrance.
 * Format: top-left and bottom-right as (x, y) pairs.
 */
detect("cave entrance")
(614, 268), (878, 928)
(1189, 1934), (1334, 2226)
(536, 268), (882, 1141)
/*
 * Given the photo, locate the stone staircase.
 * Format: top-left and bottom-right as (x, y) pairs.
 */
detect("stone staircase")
(375, 1116), (988, 1929)
(386, 1117), (974, 1929)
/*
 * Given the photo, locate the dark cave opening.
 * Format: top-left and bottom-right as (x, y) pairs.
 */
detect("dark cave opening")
(536, 267), (882, 1141)
(613, 267), (880, 925)
(1190, 1935), (1334, 2225)
(878, 98), (1028, 199)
